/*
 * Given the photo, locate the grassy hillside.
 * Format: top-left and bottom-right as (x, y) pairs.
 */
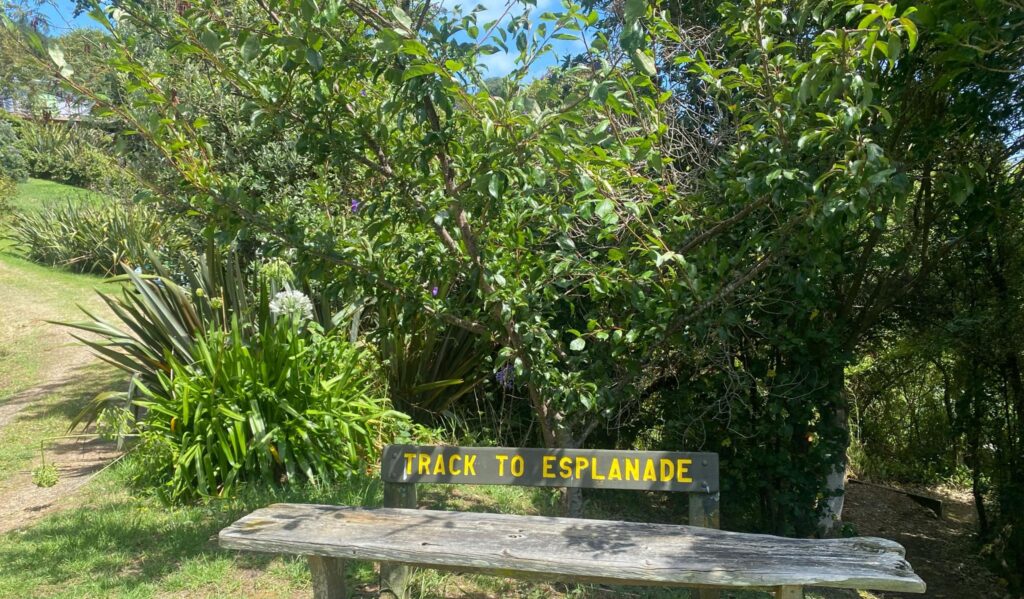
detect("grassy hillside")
(11, 178), (109, 214)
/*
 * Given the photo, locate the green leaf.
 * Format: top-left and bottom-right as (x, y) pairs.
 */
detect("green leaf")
(630, 49), (656, 76)
(570, 338), (586, 351)
(488, 173), (502, 199)
(200, 29), (220, 52)
(305, 49), (323, 71)
(402, 63), (440, 81)
(47, 45), (66, 68)
(624, 0), (645, 27)
(242, 35), (261, 61)
(901, 18), (918, 50)
(391, 6), (414, 31)
(301, 0), (317, 19)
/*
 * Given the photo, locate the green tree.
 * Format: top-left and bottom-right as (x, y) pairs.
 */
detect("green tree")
(4, 0), (918, 523)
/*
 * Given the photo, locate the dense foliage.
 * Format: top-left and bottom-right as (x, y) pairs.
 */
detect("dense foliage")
(65, 257), (406, 501)
(136, 315), (400, 502)
(16, 121), (134, 191)
(3, 0), (1023, 586)
(5, 199), (187, 274)
(0, 120), (29, 182)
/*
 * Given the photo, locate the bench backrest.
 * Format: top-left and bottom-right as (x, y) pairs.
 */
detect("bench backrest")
(380, 444), (721, 528)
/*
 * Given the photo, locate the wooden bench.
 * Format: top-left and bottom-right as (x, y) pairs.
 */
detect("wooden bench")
(220, 445), (925, 598)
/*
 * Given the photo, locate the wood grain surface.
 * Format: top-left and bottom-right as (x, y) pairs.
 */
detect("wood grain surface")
(219, 504), (926, 593)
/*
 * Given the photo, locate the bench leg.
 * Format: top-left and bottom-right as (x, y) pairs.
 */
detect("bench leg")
(689, 492), (721, 599)
(775, 586), (803, 599)
(380, 562), (411, 599)
(308, 555), (347, 599)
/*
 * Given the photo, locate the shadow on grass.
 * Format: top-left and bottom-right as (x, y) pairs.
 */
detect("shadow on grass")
(1, 362), (122, 423)
(0, 501), (263, 593)
(0, 474), (386, 595)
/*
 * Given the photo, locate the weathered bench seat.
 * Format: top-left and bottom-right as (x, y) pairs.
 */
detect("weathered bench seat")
(220, 503), (926, 597)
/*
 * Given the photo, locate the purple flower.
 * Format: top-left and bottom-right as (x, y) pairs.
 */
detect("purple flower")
(360, 89), (367, 97)
(350, 199), (361, 212)
(495, 365), (514, 390)
(431, 286), (439, 297)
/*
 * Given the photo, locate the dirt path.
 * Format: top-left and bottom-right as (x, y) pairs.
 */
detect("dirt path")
(843, 481), (1008, 599)
(0, 348), (97, 428)
(0, 438), (122, 534)
(0, 256), (121, 533)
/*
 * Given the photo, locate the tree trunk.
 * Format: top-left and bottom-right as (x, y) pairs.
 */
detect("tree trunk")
(818, 364), (849, 536)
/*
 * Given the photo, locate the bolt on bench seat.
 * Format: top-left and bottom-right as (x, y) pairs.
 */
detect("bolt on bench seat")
(219, 503), (926, 598)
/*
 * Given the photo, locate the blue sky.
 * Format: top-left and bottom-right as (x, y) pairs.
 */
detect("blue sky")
(35, 0), (102, 32)
(35, 0), (585, 78)
(441, 0), (589, 78)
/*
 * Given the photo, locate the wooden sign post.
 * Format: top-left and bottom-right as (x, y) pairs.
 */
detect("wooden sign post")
(380, 445), (720, 599)
(381, 444), (719, 492)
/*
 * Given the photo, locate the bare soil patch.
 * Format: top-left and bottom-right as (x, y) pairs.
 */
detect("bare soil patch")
(0, 436), (121, 534)
(0, 256), (122, 533)
(843, 480), (1008, 598)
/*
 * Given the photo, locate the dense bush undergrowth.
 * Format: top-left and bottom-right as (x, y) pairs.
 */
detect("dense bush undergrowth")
(65, 252), (410, 501)
(134, 315), (403, 502)
(8, 119), (135, 193)
(0, 120), (29, 183)
(5, 200), (188, 275)
(5, 0), (1024, 586)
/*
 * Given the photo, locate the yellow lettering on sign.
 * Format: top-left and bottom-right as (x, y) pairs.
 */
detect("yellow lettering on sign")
(542, 455), (556, 478)
(559, 457), (573, 478)
(575, 456), (589, 479)
(403, 452), (416, 475)
(495, 454), (509, 476)
(643, 459), (657, 482)
(464, 454), (477, 476)
(511, 455), (524, 477)
(607, 458), (622, 481)
(591, 457), (605, 480)
(660, 458), (673, 482)
(676, 458), (692, 483)
(625, 458), (639, 481)
(433, 454), (446, 475)
(417, 453), (431, 475)
(449, 454), (462, 475)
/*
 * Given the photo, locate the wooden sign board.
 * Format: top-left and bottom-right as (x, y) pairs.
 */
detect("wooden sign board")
(382, 445), (719, 493)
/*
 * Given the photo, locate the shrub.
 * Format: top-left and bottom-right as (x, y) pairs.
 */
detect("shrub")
(64, 254), (405, 502)
(0, 121), (29, 183)
(375, 284), (493, 419)
(18, 121), (131, 191)
(0, 176), (15, 218)
(64, 250), (275, 433)
(4, 200), (188, 275)
(134, 314), (404, 502)
(64, 250), (285, 438)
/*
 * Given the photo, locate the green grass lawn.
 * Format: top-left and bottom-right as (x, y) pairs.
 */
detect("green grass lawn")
(10, 178), (109, 214)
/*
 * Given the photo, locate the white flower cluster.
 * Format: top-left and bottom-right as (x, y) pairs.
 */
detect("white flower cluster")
(269, 289), (315, 321)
